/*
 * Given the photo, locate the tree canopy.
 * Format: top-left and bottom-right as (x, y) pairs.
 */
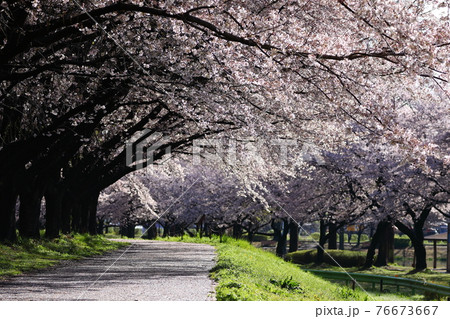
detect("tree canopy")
(0, 0), (449, 271)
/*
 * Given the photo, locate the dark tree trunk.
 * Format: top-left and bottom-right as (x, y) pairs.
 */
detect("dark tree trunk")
(395, 222), (428, 271)
(43, 169), (64, 238)
(87, 193), (99, 235)
(412, 239), (427, 270)
(78, 199), (89, 234)
(18, 185), (44, 238)
(218, 227), (226, 243)
(121, 224), (135, 238)
(394, 204), (431, 271)
(328, 223), (337, 249)
(271, 219), (282, 242)
(196, 222), (202, 238)
(364, 220), (390, 268)
(75, 192), (98, 235)
(411, 216), (428, 270)
(374, 220), (393, 267)
(248, 231), (255, 243)
(68, 202), (82, 233)
(96, 216), (105, 235)
(128, 224), (135, 238)
(288, 220), (299, 253)
(339, 227), (345, 250)
(317, 219), (328, 264)
(123, 224), (135, 238)
(0, 177), (18, 242)
(61, 193), (73, 234)
(387, 223), (394, 263)
(205, 224), (212, 238)
(145, 223), (157, 239)
(232, 224), (243, 239)
(276, 219), (289, 257)
(356, 227), (364, 247)
(44, 187), (63, 239)
(163, 224), (169, 237)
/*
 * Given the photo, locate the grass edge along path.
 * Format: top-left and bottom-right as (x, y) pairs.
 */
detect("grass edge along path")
(158, 236), (411, 301)
(0, 234), (129, 279)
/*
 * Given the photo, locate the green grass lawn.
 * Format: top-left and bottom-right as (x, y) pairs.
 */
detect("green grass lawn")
(0, 234), (129, 279)
(158, 235), (413, 301)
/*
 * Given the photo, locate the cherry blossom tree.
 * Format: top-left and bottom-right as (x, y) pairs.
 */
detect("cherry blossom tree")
(1, 0), (449, 242)
(97, 159), (270, 240)
(305, 137), (449, 270)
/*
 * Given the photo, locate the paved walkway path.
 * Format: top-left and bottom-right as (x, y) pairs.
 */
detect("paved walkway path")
(0, 240), (216, 301)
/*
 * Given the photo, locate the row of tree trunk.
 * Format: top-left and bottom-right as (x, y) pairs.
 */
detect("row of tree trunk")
(267, 216), (429, 272)
(0, 80), (153, 242)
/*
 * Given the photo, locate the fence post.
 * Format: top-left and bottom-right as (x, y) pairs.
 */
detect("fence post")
(433, 240), (437, 269)
(447, 224), (450, 273)
(380, 279), (383, 292)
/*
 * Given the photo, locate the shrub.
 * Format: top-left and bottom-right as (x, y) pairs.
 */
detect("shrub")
(286, 249), (366, 267)
(269, 276), (303, 291)
(309, 232), (320, 240)
(394, 237), (411, 249)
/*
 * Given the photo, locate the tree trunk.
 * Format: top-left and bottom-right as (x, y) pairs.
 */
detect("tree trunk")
(18, 185), (44, 238)
(124, 224), (135, 238)
(61, 193), (73, 234)
(412, 239), (427, 270)
(317, 219), (328, 264)
(288, 220), (299, 253)
(364, 220), (385, 268)
(248, 231), (254, 243)
(395, 203), (430, 272)
(271, 219), (282, 242)
(374, 221), (392, 267)
(96, 216), (105, 235)
(78, 199), (89, 234)
(71, 199), (82, 233)
(387, 223), (394, 263)
(0, 177), (18, 242)
(328, 223), (337, 249)
(44, 187), (63, 239)
(232, 224), (243, 239)
(121, 224), (135, 238)
(338, 227), (345, 250)
(218, 227), (226, 243)
(276, 219), (289, 257)
(163, 223), (169, 237)
(356, 227), (364, 247)
(87, 193), (99, 235)
(411, 217), (428, 270)
(145, 223), (157, 239)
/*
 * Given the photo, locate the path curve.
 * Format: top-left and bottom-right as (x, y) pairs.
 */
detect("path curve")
(0, 240), (216, 301)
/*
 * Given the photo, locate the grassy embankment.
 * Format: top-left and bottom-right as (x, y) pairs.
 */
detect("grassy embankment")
(295, 261), (450, 288)
(0, 234), (128, 279)
(158, 235), (412, 301)
(286, 249), (449, 300)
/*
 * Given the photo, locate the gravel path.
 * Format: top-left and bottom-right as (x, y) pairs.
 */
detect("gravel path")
(0, 240), (216, 301)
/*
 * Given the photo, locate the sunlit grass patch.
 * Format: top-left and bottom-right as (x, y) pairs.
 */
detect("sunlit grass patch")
(0, 234), (128, 279)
